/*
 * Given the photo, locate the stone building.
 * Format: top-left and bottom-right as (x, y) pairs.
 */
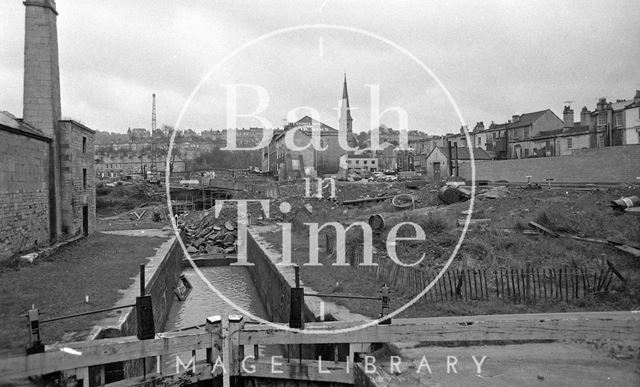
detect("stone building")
(0, 0), (95, 260)
(268, 116), (344, 180)
(262, 76), (357, 180)
(95, 154), (186, 179)
(424, 146), (493, 181)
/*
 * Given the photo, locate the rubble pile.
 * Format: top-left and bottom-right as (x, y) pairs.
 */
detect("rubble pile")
(182, 218), (238, 255)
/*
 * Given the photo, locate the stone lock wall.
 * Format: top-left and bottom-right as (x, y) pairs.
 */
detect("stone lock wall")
(246, 232), (315, 324)
(91, 236), (185, 380)
(0, 130), (51, 260)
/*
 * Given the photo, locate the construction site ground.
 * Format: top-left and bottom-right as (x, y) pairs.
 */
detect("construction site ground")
(0, 231), (170, 355)
(176, 179), (640, 360)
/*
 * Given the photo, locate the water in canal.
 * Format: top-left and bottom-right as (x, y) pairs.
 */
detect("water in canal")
(164, 266), (268, 331)
(161, 266), (269, 374)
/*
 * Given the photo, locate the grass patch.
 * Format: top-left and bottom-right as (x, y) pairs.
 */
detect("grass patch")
(0, 232), (169, 355)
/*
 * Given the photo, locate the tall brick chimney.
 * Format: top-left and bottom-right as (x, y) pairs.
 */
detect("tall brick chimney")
(580, 106), (591, 126)
(23, 0), (62, 240)
(23, 0), (61, 136)
(563, 105), (574, 128)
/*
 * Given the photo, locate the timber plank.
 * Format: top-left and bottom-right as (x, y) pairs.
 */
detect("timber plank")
(238, 311), (640, 346)
(242, 359), (352, 384)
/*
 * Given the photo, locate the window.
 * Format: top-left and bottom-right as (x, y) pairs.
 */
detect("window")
(82, 137), (87, 153)
(524, 127), (530, 139)
(363, 160), (367, 164)
(524, 148), (530, 157)
(355, 160), (360, 165)
(597, 114), (606, 125)
(545, 140), (551, 149)
(82, 168), (87, 189)
(477, 137), (481, 145)
(615, 113), (623, 127)
(567, 138), (573, 149)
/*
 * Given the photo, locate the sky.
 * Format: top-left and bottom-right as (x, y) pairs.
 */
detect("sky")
(0, 0), (638, 136)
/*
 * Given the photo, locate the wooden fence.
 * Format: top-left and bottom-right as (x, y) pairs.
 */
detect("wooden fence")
(2, 312), (639, 386)
(355, 257), (621, 304)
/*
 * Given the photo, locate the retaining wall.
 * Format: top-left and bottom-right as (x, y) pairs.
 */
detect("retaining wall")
(458, 144), (640, 183)
(245, 232), (351, 363)
(90, 235), (185, 382)
(246, 232), (315, 323)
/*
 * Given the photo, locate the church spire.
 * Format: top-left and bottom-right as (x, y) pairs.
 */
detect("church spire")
(339, 73), (353, 133)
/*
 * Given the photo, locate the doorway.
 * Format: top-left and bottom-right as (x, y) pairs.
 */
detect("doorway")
(82, 205), (89, 236)
(433, 162), (441, 184)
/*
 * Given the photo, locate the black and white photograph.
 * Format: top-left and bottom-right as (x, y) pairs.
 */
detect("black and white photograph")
(1, 1), (639, 386)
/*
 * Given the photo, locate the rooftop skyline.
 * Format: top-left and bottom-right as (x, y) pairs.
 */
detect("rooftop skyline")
(0, 0), (638, 134)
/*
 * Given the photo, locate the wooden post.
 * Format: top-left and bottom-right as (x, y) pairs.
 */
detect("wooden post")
(505, 269), (510, 300)
(222, 317), (231, 387)
(526, 264), (531, 304)
(536, 268), (542, 301)
(556, 268), (561, 299)
(509, 269), (515, 302)
(438, 273), (446, 301)
(580, 267), (587, 297)
(473, 270), (478, 300)
(532, 267), (537, 303)
(564, 267), (569, 300)
(229, 315), (244, 379)
(516, 269), (522, 303)
(206, 315), (223, 380)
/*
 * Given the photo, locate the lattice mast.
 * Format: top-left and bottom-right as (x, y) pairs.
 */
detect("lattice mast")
(151, 93), (157, 173)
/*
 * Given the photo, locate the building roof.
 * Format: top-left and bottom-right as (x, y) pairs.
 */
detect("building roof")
(562, 124), (590, 135)
(0, 111), (51, 142)
(430, 146), (493, 160)
(534, 124), (589, 139)
(484, 109), (551, 132)
(285, 115), (336, 132)
(535, 128), (564, 138)
(59, 119), (96, 134)
(508, 110), (548, 128)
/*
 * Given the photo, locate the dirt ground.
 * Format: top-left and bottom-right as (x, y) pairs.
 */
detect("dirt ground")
(247, 183), (640, 319)
(0, 232), (169, 355)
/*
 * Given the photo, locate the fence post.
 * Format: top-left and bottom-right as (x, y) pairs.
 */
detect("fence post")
(564, 267), (569, 300)
(380, 283), (391, 325)
(206, 315), (223, 378)
(525, 267), (529, 303)
(447, 270), (455, 300)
